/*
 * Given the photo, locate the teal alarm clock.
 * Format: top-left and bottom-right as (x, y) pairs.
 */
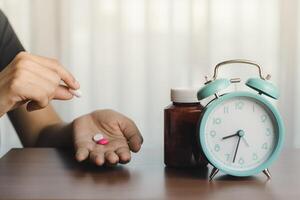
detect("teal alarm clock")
(197, 60), (285, 180)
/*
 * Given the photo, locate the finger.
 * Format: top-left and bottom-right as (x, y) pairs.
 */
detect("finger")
(22, 83), (48, 110)
(18, 72), (54, 111)
(90, 150), (105, 166)
(104, 151), (119, 165)
(128, 134), (143, 153)
(26, 86), (73, 111)
(120, 119), (143, 152)
(74, 139), (94, 161)
(19, 68), (54, 99)
(115, 147), (131, 164)
(54, 85), (74, 100)
(12, 60), (69, 103)
(26, 53), (80, 90)
(16, 81), (48, 112)
(75, 147), (90, 162)
(21, 59), (61, 85)
(25, 68), (73, 101)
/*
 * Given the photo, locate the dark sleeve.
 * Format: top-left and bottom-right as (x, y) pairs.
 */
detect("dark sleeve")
(0, 10), (24, 71)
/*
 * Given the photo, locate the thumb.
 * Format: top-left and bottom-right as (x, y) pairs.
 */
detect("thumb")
(26, 85), (74, 111)
(54, 85), (74, 100)
(120, 119), (143, 152)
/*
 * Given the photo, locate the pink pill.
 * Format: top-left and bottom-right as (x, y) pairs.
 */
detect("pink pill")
(97, 138), (109, 145)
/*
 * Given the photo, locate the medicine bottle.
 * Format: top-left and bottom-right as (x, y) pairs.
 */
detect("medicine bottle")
(164, 88), (207, 167)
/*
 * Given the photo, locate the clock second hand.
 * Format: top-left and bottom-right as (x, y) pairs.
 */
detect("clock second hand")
(242, 137), (250, 147)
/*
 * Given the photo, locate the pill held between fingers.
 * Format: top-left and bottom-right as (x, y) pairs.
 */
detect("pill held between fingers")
(69, 89), (83, 98)
(93, 133), (104, 142)
(97, 138), (109, 145)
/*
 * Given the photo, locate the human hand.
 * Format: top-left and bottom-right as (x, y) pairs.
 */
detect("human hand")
(72, 109), (143, 166)
(0, 51), (79, 116)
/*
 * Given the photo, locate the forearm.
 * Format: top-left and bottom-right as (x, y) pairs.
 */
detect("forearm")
(8, 103), (70, 147)
(36, 121), (73, 148)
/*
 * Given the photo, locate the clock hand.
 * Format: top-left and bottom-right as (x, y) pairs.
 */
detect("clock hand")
(242, 137), (250, 147)
(222, 133), (239, 140)
(233, 135), (241, 163)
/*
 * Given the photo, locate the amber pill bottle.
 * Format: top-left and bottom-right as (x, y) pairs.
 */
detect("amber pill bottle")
(164, 88), (207, 168)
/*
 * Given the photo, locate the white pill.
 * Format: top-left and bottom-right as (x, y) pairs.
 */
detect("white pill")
(93, 133), (104, 142)
(69, 89), (83, 98)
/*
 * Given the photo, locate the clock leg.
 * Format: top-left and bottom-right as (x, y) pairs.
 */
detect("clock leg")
(209, 167), (219, 181)
(263, 169), (271, 179)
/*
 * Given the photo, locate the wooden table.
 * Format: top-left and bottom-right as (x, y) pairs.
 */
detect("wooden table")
(0, 148), (299, 200)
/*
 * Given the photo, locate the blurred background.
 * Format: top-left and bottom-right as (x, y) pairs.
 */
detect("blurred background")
(0, 0), (298, 157)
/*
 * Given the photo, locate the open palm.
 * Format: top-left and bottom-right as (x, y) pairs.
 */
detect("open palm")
(72, 109), (143, 166)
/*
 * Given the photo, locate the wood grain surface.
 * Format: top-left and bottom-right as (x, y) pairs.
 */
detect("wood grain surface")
(0, 148), (299, 200)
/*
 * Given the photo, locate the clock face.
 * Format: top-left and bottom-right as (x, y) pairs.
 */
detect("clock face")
(200, 92), (284, 176)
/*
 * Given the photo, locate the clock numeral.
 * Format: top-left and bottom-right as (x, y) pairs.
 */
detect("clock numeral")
(261, 114), (268, 123)
(238, 158), (245, 165)
(235, 101), (244, 110)
(262, 142), (268, 150)
(253, 103), (256, 112)
(266, 128), (272, 136)
(224, 106), (229, 114)
(252, 153), (258, 161)
(209, 130), (217, 138)
(213, 118), (222, 125)
(214, 144), (220, 152)
(225, 153), (230, 162)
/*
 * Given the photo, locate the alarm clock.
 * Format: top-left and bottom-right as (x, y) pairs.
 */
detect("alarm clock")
(197, 59), (285, 180)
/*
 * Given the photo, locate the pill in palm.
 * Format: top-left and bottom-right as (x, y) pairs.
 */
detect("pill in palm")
(93, 133), (104, 142)
(97, 138), (109, 145)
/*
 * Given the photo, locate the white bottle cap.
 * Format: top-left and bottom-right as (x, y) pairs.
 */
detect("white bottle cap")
(170, 88), (199, 103)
